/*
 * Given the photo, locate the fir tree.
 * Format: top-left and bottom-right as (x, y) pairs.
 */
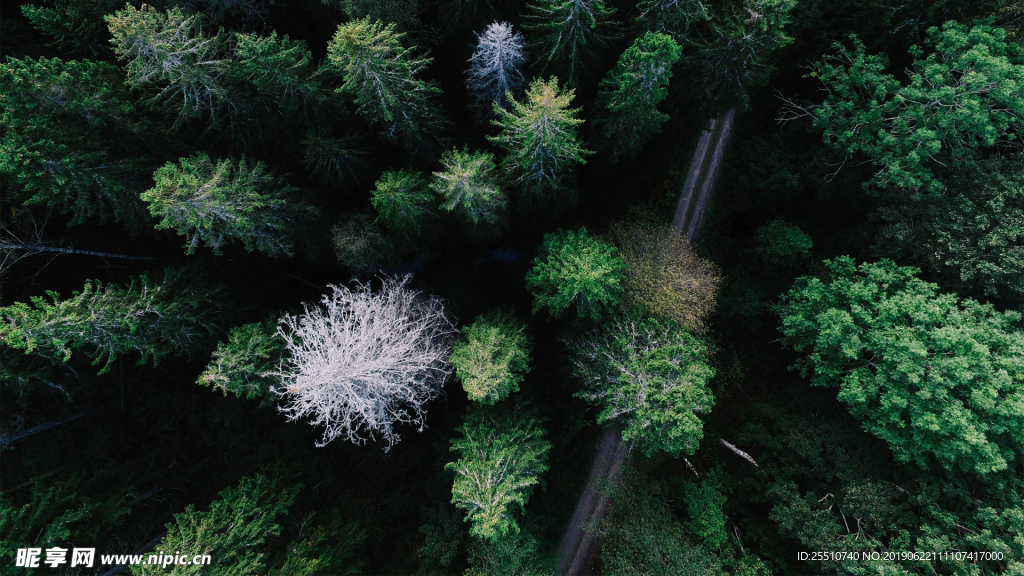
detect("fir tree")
(370, 169), (434, 236)
(596, 32), (682, 161)
(466, 22), (526, 119)
(489, 77), (590, 201)
(0, 269), (219, 374)
(198, 320), (283, 404)
(231, 31), (323, 115)
(0, 57), (151, 229)
(525, 227), (626, 319)
(326, 17), (448, 154)
(133, 473), (300, 576)
(451, 311), (532, 404)
(633, 0), (710, 39)
(446, 407), (551, 542)
(431, 148), (507, 227)
(524, 0), (616, 87)
(142, 153), (306, 257)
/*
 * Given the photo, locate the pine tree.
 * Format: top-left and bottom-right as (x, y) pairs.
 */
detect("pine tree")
(0, 269), (219, 375)
(451, 311), (532, 404)
(466, 22), (526, 119)
(446, 407), (551, 542)
(524, 0), (616, 87)
(326, 17), (448, 154)
(431, 148), (507, 226)
(0, 57), (151, 229)
(572, 318), (715, 456)
(198, 320), (283, 404)
(142, 153), (307, 257)
(106, 5), (229, 126)
(370, 169), (434, 236)
(596, 32), (682, 161)
(133, 472), (301, 576)
(488, 77), (590, 201)
(525, 227), (626, 319)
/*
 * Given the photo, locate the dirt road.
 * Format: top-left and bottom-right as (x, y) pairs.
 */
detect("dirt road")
(554, 108), (737, 575)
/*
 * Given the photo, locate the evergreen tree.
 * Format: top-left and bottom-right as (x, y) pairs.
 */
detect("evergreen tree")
(807, 21), (1024, 195)
(446, 407), (551, 542)
(21, 0), (116, 57)
(685, 0), (795, 112)
(0, 269), (218, 374)
(451, 311), (532, 404)
(270, 511), (367, 576)
(132, 472), (300, 576)
(525, 227), (626, 319)
(0, 468), (133, 567)
(431, 148), (507, 227)
(596, 32), (682, 161)
(326, 17), (448, 154)
(572, 318), (715, 456)
(323, 0), (421, 33)
(106, 5), (229, 126)
(142, 153), (306, 257)
(524, 0), (616, 87)
(231, 31), (324, 115)
(302, 131), (369, 185)
(489, 77), (590, 201)
(0, 57), (151, 229)
(198, 320), (283, 404)
(633, 0), (710, 39)
(466, 22), (526, 119)
(370, 169), (434, 236)
(777, 257), (1024, 476)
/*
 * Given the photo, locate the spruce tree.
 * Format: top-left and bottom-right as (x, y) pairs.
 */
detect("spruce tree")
(525, 227), (626, 319)
(431, 148), (507, 226)
(0, 269), (218, 374)
(446, 407), (551, 542)
(451, 311), (532, 404)
(133, 473), (300, 576)
(633, 0), (710, 39)
(466, 22), (526, 119)
(370, 169), (434, 237)
(0, 57), (151, 229)
(142, 153), (307, 257)
(326, 18), (448, 154)
(198, 320), (283, 404)
(488, 77), (590, 201)
(524, 0), (616, 87)
(596, 32), (682, 161)
(231, 31), (324, 115)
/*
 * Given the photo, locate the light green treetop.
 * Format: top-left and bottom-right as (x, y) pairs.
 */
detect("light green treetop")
(451, 311), (533, 404)
(525, 227), (626, 319)
(370, 169), (434, 236)
(431, 148), (507, 226)
(777, 257), (1024, 476)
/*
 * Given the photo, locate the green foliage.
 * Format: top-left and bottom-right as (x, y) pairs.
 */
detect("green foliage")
(0, 269), (218, 375)
(431, 148), (507, 227)
(811, 22), (1024, 195)
(683, 470), (727, 550)
(451, 311), (532, 404)
(416, 503), (469, 573)
(21, 1), (114, 56)
(597, 32), (682, 161)
(446, 407), (551, 542)
(524, 0), (616, 86)
(525, 227), (626, 319)
(874, 156), (1024, 299)
(753, 219), (813, 266)
(142, 153), (305, 257)
(777, 257), (1024, 476)
(0, 468), (132, 565)
(602, 470), (725, 576)
(231, 31), (322, 114)
(489, 77), (591, 201)
(323, 0), (421, 32)
(132, 472), (301, 576)
(271, 511), (367, 576)
(106, 5), (228, 126)
(326, 17), (447, 153)
(331, 212), (402, 271)
(371, 169), (434, 236)
(633, 0), (710, 39)
(573, 318), (715, 456)
(0, 56), (150, 229)
(464, 528), (555, 576)
(685, 0), (795, 111)
(198, 320), (283, 404)
(302, 131), (368, 184)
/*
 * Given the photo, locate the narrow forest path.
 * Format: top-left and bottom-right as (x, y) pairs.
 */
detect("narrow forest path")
(554, 108), (738, 575)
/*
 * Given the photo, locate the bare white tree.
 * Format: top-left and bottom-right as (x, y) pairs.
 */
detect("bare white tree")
(466, 22), (526, 119)
(274, 276), (456, 448)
